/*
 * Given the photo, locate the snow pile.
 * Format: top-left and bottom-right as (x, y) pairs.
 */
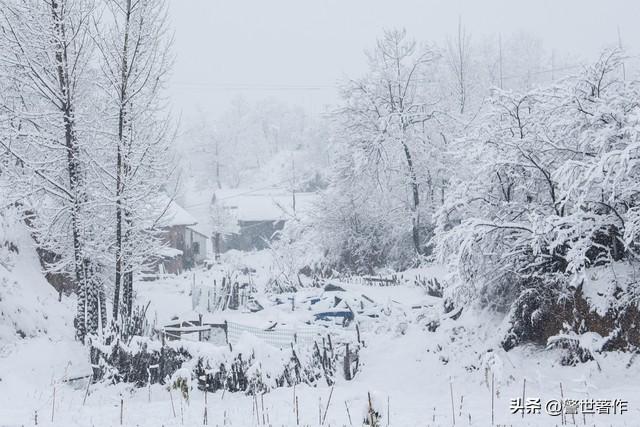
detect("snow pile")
(0, 209), (72, 343)
(0, 209), (89, 422)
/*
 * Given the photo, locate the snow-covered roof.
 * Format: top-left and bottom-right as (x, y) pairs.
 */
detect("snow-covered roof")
(212, 188), (317, 222)
(155, 195), (198, 228)
(158, 246), (183, 258)
(187, 223), (210, 238)
(181, 187), (215, 236)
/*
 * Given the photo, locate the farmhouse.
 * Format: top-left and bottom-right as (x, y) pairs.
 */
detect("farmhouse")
(210, 188), (317, 252)
(152, 196), (209, 274)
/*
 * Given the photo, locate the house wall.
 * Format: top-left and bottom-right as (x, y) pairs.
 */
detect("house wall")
(222, 220), (285, 251)
(148, 225), (209, 275)
(153, 225), (187, 274)
(185, 228), (208, 264)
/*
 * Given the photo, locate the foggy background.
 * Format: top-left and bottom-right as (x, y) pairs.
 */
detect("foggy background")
(168, 0), (640, 124)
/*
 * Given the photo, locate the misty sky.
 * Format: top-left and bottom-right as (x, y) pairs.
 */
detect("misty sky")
(167, 0), (640, 124)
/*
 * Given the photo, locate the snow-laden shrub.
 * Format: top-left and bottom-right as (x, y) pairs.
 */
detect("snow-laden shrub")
(90, 336), (190, 386)
(435, 49), (640, 356)
(89, 332), (357, 394)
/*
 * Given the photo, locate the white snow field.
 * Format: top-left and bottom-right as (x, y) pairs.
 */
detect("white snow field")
(1, 239), (640, 427)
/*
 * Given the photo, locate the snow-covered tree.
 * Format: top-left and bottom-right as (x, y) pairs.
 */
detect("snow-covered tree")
(333, 29), (441, 258)
(94, 0), (174, 322)
(435, 49), (640, 351)
(0, 0), (107, 341)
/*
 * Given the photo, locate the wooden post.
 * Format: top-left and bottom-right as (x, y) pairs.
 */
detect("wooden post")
(254, 394), (260, 425)
(322, 386), (334, 425)
(559, 381), (565, 425)
(295, 396), (299, 425)
(344, 343), (351, 380)
(180, 392), (184, 425)
(491, 371), (494, 426)
(344, 401), (352, 426)
(51, 385), (56, 422)
(292, 384), (296, 413)
(213, 280), (217, 311)
(169, 388), (176, 418)
(450, 381), (456, 426)
(387, 395), (390, 426)
(198, 314), (203, 342)
(203, 386), (208, 425)
(252, 392), (255, 420)
(83, 376), (91, 406)
(120, 397), (123, 425)
(522, 378), (526, 419)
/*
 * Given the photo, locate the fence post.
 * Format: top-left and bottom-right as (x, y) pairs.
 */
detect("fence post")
(344, 343), (351, 380)
(198, 314), (203, 342)
(224, 320), (229, 344)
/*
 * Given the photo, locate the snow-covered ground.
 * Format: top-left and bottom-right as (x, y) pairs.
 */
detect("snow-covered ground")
(2, 246), (640, 426)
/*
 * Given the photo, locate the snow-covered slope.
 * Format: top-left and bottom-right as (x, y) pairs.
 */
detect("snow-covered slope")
(0, 210), (72, 343)
(0, 210), (89, 421)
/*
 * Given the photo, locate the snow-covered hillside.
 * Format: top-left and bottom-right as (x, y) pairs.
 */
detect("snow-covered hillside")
(2, 242), (640, 426)
(0, 211), (89, 422)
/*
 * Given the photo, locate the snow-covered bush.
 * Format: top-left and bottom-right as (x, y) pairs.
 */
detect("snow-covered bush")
(435, 49), (640, 356)
(89, 332), (358, 394)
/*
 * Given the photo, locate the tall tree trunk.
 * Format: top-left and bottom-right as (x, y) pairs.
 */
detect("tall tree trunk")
(113, 0), (133, 322)
(50, 0), (94, 341)
(401, 140), (422, 255)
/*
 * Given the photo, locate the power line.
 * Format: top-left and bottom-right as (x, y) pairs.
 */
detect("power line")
(171, 82), (336, 91)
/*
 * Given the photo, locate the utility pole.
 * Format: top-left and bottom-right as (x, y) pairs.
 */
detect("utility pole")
(617, 25), (626, 80)
(214, 135), (221, 190)
(291, 157), (296, 214)
(498, 34), (504, 90)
